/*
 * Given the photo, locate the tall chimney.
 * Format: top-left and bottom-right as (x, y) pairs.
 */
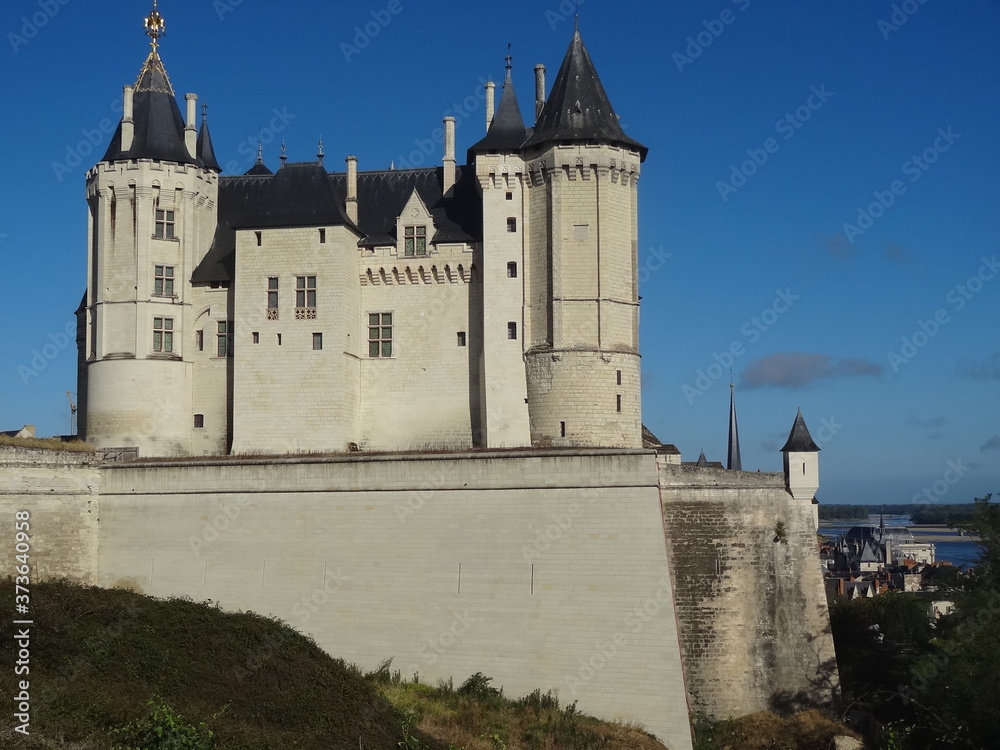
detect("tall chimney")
(184, 93), (197, 158)
(534, 64), (546, 123)
(485, 81), (496, 133)
(442, 117), (456, 194)
(121, 85), (135, 152)
(345, 155), (358, 223)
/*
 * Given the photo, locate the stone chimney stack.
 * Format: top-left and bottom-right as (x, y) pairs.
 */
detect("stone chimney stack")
(345, 155), (358, 223)
(534, 64), (546, 122)
(121, 85), (135, 151)
(184, 93), (198, 158)
(485, 81), (496, 132)
(442, 117), (457, 194)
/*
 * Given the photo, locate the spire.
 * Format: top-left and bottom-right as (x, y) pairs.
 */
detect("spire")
(780, 409), (821, 453)
(279, 139), (287, 167)
(468, 48), (528, 158)
(524, 27), (646, 159)
(101, 2), (196, 166)
(505, 43), (513, 84)
(317, 136), (325, 165)
(696, 449), (709, 468)
(197, 102), (222, 172)
(727, 382), (742, 471)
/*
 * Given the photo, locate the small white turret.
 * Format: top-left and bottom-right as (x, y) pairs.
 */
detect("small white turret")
(781, 409), (820, 501)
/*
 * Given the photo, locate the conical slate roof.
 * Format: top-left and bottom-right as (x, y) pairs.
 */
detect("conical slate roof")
(727, 384), (742, 471)
(524, 29), (646, 159)
(468, 73), (528, 158)
(101, 48), (202, 168)
(780, 409), (820, 453)
(197, 113), (222, 173)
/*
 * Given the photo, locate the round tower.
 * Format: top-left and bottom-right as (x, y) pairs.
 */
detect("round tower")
(521, 28), (647, 448)
(82, 4), (221, 457)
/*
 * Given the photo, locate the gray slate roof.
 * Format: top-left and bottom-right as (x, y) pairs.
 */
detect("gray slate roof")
(524, 29), (647, 160)
(780, 409), (820, 452)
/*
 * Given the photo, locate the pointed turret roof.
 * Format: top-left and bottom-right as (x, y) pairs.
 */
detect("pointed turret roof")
(524, 28), (646, 159)
(727, 384), (742, 471)
(696, 450), (709, 468)
(468, 59), (528, 159)
(101, 6), (202, 168)
(780, 409), (821, 453)
(197, 107), (222, 173)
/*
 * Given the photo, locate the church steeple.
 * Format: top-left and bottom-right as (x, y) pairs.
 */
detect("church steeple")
(524, 27), (647, 159)
(727, 382), (742, 471)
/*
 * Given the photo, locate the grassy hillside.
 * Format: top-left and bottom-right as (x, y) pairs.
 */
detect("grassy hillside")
(0, 580), (667, 749)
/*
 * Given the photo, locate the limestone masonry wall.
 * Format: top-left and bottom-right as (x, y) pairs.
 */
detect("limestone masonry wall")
(657, 462), (839, 718)
(94, 450), (694, 750)
(0, 446), (101, 584)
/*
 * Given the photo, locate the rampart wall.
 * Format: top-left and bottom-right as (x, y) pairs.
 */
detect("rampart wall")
(657, 462), (839, 718)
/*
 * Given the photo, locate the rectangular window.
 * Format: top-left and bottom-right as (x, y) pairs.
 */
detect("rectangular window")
(216, 321), (233, 357)
(505, 191), (513, 201)
(404, 225), (427, 256)
(560, 421), (566, 438)
(195, 329), (204, 352)
(153, 317), (173, 353)
(154, 208), (175, 239)
(617, 369), (622, 386)
(277, 333), (282, 346)
(267, 277), (279, 319)
(313, 332), (323, 350)
(507, 261), (517, 278)
(506, 217), (517, 233)
(318, 228), (326, 244)
(252, 331), (259, 344)
(193, 414), (205, 429)
(295, 275), (317, 319)
(507, 322), (517, 340)
(457, 331), (466, 347)
(616, 394), (622, 413)
(255, 231), (262, 246)
(368, 312), (393, 358)
(153, 265), (175, 296)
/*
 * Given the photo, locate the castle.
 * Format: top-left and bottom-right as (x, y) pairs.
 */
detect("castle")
(77, 5), (645, 459)
(1, 8), (841, 750)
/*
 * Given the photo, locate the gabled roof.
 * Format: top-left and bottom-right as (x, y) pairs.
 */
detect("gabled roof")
(468, 73), (528, 160)
(780, 409), (820, 452)
(102, 48), (198, 167)
(524, 29), (646, 160)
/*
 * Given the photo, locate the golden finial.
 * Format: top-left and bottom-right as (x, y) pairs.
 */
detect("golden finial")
(145, 0), (166, 47)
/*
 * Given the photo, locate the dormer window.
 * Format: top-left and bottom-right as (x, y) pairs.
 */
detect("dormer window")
(404, 225), (427, 256)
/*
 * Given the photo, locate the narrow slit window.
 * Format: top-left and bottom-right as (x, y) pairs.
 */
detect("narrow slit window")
(560, 421), (566, 438)
(277, 333), (282, 346)
(252, 331), (259, 344)
(313, 332), (323, 350)
(195, 330), (204, 352)
(457, 331), (466, 347)
(616, 394), (622, 413)
(318, 228), (326, 244)
(616, 369), (622, 386)
(255, 231), (262, 246)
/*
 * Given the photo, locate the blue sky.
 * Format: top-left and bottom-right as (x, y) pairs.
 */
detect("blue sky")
(1, 0), (997, 505)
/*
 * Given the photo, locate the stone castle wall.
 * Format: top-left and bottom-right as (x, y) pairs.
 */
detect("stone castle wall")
(657, 461), (839, 718)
